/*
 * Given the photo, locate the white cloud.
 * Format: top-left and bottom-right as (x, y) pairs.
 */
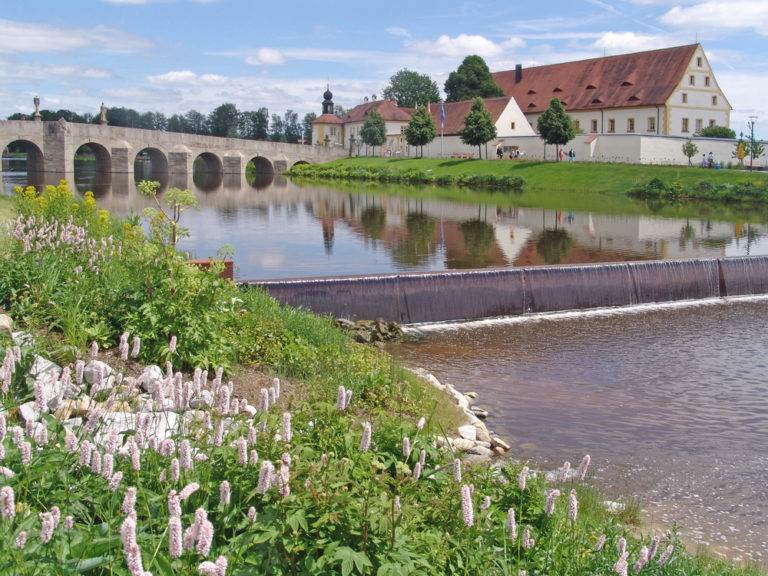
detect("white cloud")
(591, 31), (668, 54)
(407, 33), (510, 59)
(0, 19), (152, 54)
(386, 26), (410, 38)
(660, 1), (768, 35)
(147, 70), (227, 85)
(245, 48), (286, 66)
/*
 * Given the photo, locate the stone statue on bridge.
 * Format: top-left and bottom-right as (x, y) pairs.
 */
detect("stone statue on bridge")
(33, 96), (41, 121)
(100, 102), (108, 125)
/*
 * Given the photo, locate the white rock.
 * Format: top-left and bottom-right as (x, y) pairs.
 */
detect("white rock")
(452, 438), (476, 451)
(491, 436), (511, 451)
(28, 356), (79, 410)
(470, 406), (489, 419)
(466, 445), (493, 458)
(139, 365), (164, 393)
(0, 314), (12, 336)
(242, 404), (258, 417)
(457, 424), (477, 441)
(464, 391), (478, 400)
(84, 360), (114, 385)
(189, 389), (214, 409)
(475, 424), (492, 443)
(19, 401), (42, 423)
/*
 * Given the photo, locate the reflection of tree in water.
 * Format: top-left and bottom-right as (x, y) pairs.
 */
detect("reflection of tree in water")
(392, 212), (436, 266)
(360, 206), (387, 240)
(679, 220), (695, 249)
(536, 228), (573, 264)
(459, 218), (495, 267)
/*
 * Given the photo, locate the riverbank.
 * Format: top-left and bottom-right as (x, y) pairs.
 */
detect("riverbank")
(0, 181), (764, 575)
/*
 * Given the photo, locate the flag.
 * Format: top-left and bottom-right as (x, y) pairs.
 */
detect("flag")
(440, 102), (445, 132)
(427, 101), (431, 114)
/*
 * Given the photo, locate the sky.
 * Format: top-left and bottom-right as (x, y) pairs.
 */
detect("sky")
(1, 0), (767, 139)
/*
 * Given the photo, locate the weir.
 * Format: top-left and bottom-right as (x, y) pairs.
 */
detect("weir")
(249, 256), (768, 324)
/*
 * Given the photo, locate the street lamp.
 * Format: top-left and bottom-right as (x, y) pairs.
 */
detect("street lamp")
(748, 115), (757, 172)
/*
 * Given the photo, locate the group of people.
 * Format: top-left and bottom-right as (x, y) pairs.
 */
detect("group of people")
(496, 147), (525, 160)
(701, 151), (716, 168)
(558, 148), (576, 162)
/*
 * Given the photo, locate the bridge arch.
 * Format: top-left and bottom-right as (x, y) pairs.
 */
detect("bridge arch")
(75, 141), (112, 173)
(193, 152), (224, 192)
(1, 139), (45, 173)
(247, 155), (274, 175)
(134, 147), (169, 184)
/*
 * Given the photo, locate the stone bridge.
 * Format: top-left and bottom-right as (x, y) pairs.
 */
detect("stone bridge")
(0, 119), (346, 178)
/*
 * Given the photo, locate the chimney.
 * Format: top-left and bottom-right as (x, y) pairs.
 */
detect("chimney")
(515, 64), (522, 83)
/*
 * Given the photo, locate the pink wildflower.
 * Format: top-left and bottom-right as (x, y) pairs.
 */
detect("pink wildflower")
(634, 545), (649, 573)
(168, 490), (182, 517)
(198, 561), (219, 575)
(220, 481), (231, 505)
(259, 388), (269, 412)
(402, 437), (411, 459)
(522, 525), (535, 549)
(596, 534), (606, 551)
(614, 551), (629, 576)
(1, 486), (15, 519)
(21, 441), (31, 465)
(336, 385), (346, 410)
(460, 484), (474, 527)
(519, 466), (529, 491)
(196, 518), (214, 557)
(50, 506), (60, 528)
(453, 458), (462, 483)
(320, 453), (327, 468)
(273, 377), (280, 399)
(481, 496), (491, 511)
(507, 508), (517, 541)
(248, 507), (257, 523)
(412, 462), (422, 480)
(169, 515), (183, 559)
(39, 511), (55, 543)
(648, 535), (660, 559)
(545, 489), (561, 516)
(15, 531), (26, 549)
(122, 486), (137, 515)
(109, 471), (123, 492)
(359, 422), (371, 452)
(569, 489), (578, 521)
(618, 537), (627, 555)
(576, 454), (591, 480)
(419, 449), (426, 467)
(169, 335), (177, 354)
(250, 450), (258, 466)
(282, 412), (292, 443)
(417, 416), (426, 430)
(65, 516), (73, 530)
(0, 466), (13, 478)
(102, 453), (114, 479)
(34, 380), (46, 413)
(560, 461), (570, 482)
(257, 461), (274, 494)
(181, 439), (193, 470)
(131, 336), (140, 358)
(90, 450), (102, 475)
(218, 385), (230, 415)
(248, 425), (257, 446)
(657, 545), (674, 566)
(90, 341), (99, 358)
(171, 458), (180, 482)
(237, 436), (247, 466)
(179, 482), (200, 501)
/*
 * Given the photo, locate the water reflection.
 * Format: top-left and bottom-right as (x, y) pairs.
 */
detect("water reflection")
(3, 170), (768, 280)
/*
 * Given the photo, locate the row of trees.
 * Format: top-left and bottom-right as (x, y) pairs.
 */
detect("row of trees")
(7, 103), (328, 144)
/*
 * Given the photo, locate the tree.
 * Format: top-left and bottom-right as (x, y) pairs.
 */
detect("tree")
(404, 105), (438, 157)
(746, 138), (766, 164)
(733, 138), (746, 165)
(207, 103), (239, 137)
(382, 68), (441, 108)
(444, 55), (504, 103)
(184, 110), (208, 135)
(334, 104), (347, 119)
(360, 109), (387, 155)
(283, 110), (301, 143)
(239, 108), (269, 140)
(269, 113), (285, 142)
(302, 113), (317, 144)
(682, 139), (699, 166)
(536, 98), (575, 160)
(457, 97), (497, 159)
(699, 125), (736, 139)
(167, 113), (187, 134)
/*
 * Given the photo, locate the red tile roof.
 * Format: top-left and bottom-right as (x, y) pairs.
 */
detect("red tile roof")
(425, 97), (513, 135)
(493, 44), (699, 114)
(311, 113), (343, 125)
(342, 100), (413, 123)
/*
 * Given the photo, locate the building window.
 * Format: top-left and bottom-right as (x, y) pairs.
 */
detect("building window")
(709, 119), (716, 128)
(697, 56), (703, 67)
(712, 95), (718, 106)
(400, 126), (406, 134)
(648, 117), (656, 132)
(682, 118), (689, 133)
(627, 118), (635, 132)
(689, 75), (695, 86)
(591, 119), (598, 133)
(681, 93), (688, 103)
(330, 127), (336, 136)
(608, 118), (616, 133)
(705, 76), (710, 87)
(695, 119), (703, 133)
(510, 121), (516, 130)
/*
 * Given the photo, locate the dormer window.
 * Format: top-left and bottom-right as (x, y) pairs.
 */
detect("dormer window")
(527, 103), (537, 108)
(621, 80), (633, 87)
(628, 95), (640, 101)
(592, 98), (602, 104)
(527, 89), (536, 95)
(586, 84), (597, 90)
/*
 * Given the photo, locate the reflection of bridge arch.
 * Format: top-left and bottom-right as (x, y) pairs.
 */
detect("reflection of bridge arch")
(135, 147), (168, 174)
(4, 139), (45, 172)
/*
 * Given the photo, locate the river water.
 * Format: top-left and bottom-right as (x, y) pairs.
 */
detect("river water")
(3, 169), (768, 564)
(390, 297), (768, 566)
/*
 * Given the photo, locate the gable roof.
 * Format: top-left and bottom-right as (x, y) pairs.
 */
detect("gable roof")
(311, 113), (343, 125)
(427, 97), (516, 135)
(493, 44), (699, 114)
(342, 99), (413, 123)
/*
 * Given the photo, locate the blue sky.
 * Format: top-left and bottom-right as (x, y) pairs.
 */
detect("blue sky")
(1, 0), (766, 139)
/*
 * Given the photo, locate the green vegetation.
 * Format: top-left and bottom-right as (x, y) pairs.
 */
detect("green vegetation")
(0, 181), (764, 575)
(682, 139), (699, 166)
(360, 109), (387, 156)
(404, 105), (438, 157)
(444, 55), (504, 102)
(457, 97), (498, 159)
(536, 98), (576, 157)
(382, 69), (441, 108)
(699, 125), (737, 139)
